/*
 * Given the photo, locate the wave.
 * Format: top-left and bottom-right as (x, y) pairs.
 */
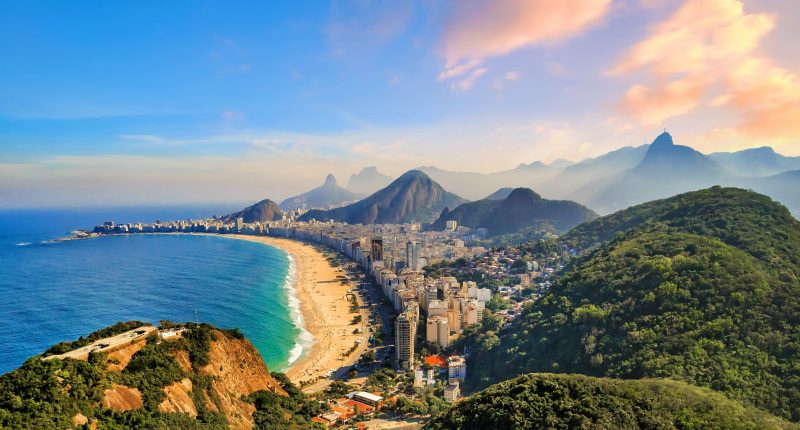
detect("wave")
(15, 242), (31, 246)
(281, 254), (313, 368)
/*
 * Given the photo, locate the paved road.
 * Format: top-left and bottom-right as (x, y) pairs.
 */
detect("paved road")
(43, 325), (157, 361)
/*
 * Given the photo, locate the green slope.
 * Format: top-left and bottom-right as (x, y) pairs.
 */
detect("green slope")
(426, 373), (798, 430)
(463, 187), (800, 421)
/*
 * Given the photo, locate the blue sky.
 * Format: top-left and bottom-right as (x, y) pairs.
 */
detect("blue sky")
(1, 0), (799, 207)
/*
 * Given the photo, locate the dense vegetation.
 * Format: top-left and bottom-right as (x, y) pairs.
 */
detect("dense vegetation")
(246, 372), (326, 429)
(426, 373), (799, 430)
(462, 188), (800, 421)
(0, 322), (247, 429)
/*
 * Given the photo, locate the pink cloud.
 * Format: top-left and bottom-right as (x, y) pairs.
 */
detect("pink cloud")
(610, 0), (800, 139)
(439, 0), (611, 89)
(619, 76), (709, 125)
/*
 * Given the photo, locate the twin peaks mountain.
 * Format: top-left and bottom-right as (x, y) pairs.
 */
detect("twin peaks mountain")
(346, 166), (393, 196)
(430, 187), (597, 236)
(279, 174), (361, 211)
(299, 170), (467, 224)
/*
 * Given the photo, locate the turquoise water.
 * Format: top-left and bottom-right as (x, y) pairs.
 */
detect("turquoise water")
(0, 208), (305, 374)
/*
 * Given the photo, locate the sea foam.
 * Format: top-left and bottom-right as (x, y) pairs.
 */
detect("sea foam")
(281, 254), (313, 368)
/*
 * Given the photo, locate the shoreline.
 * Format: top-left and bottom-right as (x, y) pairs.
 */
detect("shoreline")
(215, 234), (368, 390)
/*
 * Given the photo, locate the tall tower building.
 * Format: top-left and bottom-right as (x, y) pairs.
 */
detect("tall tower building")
(395, 312), (416, 369)
(406, 241), (418, 271)
(371, 238), (383, 262)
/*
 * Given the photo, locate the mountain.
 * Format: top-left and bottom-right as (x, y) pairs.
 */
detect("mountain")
(429, 188), (597, 235)
(417, 163), (560, 201)
(346, 166), (393, 195)
(299, 170), (467, 224)
(547, 158), (574, 169)
(710, 146), (800, 177)
(279, 174), (361, 211)
(223, 199), (282, 223)
(538, 144), (649, 199)
(744, 170), (800, 215)
(0, 321), (328, 429)
(569, 132), (727, 214)
(483, 187), (514, 200)
(462, 187), (800, 421)
(426, 374), (798, 430)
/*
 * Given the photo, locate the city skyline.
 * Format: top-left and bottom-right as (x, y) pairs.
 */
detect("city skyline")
(2, 0), (800, 208)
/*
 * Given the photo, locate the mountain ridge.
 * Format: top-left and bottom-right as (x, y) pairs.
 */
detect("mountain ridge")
(299, 170), (467, 224)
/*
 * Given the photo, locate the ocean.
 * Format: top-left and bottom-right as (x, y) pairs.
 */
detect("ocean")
(0, 206), (306, 375)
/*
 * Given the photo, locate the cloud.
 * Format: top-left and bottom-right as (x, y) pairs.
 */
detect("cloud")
(610, 0), (800, 139)
(439, 0), (611, 88)
(618, 76), (709, 125)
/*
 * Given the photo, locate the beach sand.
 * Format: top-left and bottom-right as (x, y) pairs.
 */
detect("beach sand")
(224, 235), (368, 391)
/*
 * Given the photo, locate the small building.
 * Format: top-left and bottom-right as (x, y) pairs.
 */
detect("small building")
(444, 381), (461, 402)
(352, 391), (384, 409)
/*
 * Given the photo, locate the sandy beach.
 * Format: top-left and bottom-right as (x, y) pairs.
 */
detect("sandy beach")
(223, 235), (368, 391)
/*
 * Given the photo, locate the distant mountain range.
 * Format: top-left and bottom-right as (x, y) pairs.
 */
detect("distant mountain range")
(279, 174), (361, 211)
(223, 199), (282, 223)
(709, 146), (800, 177)
(568, 132), (799, 215)
(346, 166), (393, 196)
(429, 187), (597, 235)
(417, 163), (561, 201)
(299, 170), (467, 224)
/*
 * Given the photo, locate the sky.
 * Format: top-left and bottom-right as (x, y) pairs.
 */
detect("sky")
(1, 0), (799, 208)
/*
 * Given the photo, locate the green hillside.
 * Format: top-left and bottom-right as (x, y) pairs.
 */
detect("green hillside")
(462, 188), (800, 421)
(429, 187), (597, 235)
(425, 373), (798, 430)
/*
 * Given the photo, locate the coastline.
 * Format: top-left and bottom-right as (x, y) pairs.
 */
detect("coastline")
(219, 234), (368, 390)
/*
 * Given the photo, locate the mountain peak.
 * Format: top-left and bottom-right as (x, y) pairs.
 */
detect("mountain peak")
(650, 131), (674, 150)
(322, 174), (338, 187)
(398, 169), (429, 181)
(506, 187), (542, 202)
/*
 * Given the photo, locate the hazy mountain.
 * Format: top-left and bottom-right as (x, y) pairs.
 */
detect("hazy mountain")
(483, 187), (514, 200)
(417, 163), (560, 201)
(744, 170), (800, 215)
(224, 199), (282, 223)
(430, 188), (596, 235)
(547, 158), (575, 169)
(279, 174), (361, 211)
(346, 166), (393, 195)
(710, 146), (800, 177)
(569, 132), (726, 214)
(538, 145), (649, 199)
(299, 170), (467, 224)
(463, 187), (800, 420)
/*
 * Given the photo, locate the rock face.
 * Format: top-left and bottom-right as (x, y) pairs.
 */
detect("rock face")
(300, 170), (468, 224)
(102, 385), (143, 412)
(279, 173), (362, 211)
(199, 330), (286, 429)
(224, 199), (283, 223)
(429, 187), (597, 235)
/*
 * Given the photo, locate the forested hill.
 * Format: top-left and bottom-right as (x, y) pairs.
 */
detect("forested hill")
(462, 187), (800, 421)
(425, 373), (799, 430)
(0, 321), (323, 429)
(564, 186), (800, 280)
